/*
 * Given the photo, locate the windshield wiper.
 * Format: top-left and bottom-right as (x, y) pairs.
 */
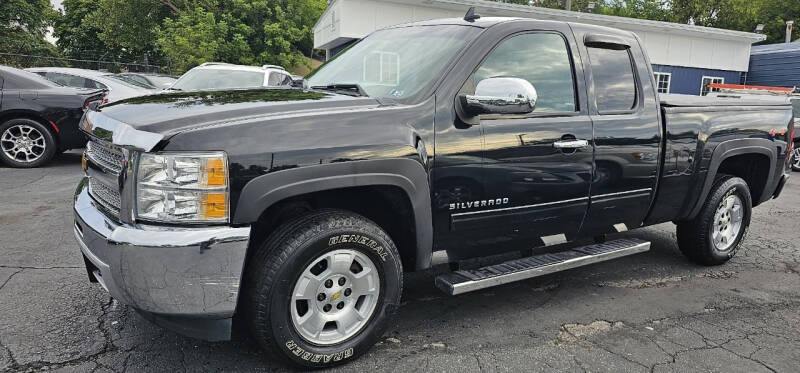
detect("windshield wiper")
(165, 87), (183, 91)
(310, 83), (368, 97)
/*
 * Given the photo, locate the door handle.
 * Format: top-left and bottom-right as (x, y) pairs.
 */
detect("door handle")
(553, 139), (589, 149)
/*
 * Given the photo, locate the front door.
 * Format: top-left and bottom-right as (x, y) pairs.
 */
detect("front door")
(454, 28), (594, 251)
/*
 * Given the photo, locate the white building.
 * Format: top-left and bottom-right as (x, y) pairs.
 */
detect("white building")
(313, 0), (766, 95)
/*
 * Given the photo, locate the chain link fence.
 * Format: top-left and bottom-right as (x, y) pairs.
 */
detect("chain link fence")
(0, 53), (171, 75)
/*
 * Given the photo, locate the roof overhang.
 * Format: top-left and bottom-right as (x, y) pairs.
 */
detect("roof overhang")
(424, 0), (765, 43)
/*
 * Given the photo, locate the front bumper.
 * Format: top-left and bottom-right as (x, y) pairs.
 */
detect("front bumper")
(73, 177), (250, 337)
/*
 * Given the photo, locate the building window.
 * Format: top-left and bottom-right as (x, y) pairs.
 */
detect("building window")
(363, 51), (399, 85)
(701, 76), (724, 96)
(653, 72), (671, 94)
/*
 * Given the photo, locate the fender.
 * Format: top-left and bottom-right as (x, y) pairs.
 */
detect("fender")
(233, 157), (434, 270)
(686, 138), (776, 219)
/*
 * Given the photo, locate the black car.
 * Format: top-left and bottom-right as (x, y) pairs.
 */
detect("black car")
(0, 65), (106, 167)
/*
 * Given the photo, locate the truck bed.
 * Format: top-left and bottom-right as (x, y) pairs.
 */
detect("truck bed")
(660, 93), (790, 107)
(645, 93), (793, 225)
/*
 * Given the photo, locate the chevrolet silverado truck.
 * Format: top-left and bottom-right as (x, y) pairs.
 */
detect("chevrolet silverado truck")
(72, 14), (793, 368)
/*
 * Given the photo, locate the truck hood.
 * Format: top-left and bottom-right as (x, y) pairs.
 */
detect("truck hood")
(92, 88), (380, 139)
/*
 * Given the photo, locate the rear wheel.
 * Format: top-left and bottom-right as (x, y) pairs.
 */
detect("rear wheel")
(246, 210), (402, 368)
(0, 118), (56, 168)
(791, 144), (800, 172)
(676, 175), (752, 265)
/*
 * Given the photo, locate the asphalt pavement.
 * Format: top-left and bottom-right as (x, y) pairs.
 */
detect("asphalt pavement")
(1, 151), (799, 372)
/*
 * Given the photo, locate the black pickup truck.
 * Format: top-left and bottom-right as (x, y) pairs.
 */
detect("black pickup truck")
(72, 15), (793, 368)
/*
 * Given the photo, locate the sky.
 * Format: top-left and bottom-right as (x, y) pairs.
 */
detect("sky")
(45, 0), (64, 44)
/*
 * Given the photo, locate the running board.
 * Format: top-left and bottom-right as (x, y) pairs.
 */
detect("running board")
(435, 238), (650, 295)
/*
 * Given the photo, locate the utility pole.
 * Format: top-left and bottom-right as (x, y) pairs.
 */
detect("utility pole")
(566, 0), (571, 11)
(786, 21), (794, 43)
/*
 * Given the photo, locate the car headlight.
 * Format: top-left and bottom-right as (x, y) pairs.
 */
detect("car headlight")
(136, 152), (229, 223)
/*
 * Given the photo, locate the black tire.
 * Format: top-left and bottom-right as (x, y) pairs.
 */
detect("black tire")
(676, 175), (752, 265)
(246, 209), (403, 368)
(0, 118), (57, 168)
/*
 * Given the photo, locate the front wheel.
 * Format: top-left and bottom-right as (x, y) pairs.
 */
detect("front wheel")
(246, 210), (403, 368)
(676, 175), (752, 265)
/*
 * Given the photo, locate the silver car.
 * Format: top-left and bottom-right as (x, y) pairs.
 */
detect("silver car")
(167, 63), (293, 91)
(26, 67), (158, 102)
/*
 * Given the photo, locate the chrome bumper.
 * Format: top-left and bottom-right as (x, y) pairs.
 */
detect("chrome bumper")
(73, 177), (251, 319)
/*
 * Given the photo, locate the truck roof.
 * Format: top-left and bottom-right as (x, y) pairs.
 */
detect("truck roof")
(388, 16), (636, 39)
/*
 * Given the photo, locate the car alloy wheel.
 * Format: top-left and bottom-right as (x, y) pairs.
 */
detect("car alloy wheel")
(1, 124), (47, 163)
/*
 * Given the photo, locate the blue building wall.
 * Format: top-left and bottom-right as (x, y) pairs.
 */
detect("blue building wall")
(746, 45), (800, 88)
(651, 64), (742, 95)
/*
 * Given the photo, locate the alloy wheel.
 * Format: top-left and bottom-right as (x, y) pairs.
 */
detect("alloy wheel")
(1, 124), (46, 163)
(290, 249), (380, 345)
(711, 194), (743, 251)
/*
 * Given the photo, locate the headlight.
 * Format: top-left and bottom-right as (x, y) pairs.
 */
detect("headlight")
(136, 152), (229, 223)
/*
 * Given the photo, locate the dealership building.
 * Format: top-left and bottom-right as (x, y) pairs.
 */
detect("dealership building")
(313, 0), (765, 96)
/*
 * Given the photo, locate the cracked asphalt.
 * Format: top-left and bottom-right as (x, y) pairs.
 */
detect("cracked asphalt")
(1, 151), (799, 372)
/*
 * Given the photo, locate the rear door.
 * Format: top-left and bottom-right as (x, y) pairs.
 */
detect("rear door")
(572, 29), (662, 236)
(462, 25), (594, 250)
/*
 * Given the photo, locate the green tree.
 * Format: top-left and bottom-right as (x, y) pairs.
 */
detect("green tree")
(156, 7), (243, 72)
(87, 0), (168, 60)
(156, 0), (326, 74)
(0, 0), (60, 56)
(54, 0), (106, 59)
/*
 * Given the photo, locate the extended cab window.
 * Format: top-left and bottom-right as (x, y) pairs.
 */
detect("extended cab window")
(587, 47), (637, 113)
(474, 33), (576, 113)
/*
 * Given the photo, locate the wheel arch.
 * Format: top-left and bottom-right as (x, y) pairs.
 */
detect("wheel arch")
(686, 138), (776, 220)
(234, 158), (433, 271)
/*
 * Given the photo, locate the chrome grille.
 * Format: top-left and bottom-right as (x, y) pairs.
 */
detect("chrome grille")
(88, 177), (121, 216)
(86, 140), (124, 174)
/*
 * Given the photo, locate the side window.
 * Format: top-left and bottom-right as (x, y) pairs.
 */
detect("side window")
(84, 79), (107, 89)
(587, 47), (637, 113)
(282, 74), (293, 86)
(267, 72), (284, 86)
(473, 33), (576, 113)
(130, 75), (149, 85)
(46, 72), (87, 88)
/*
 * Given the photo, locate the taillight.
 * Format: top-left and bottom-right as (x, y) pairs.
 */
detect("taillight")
(83, 96), (107, 110)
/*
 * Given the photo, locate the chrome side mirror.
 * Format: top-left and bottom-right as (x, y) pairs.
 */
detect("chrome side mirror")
(463, 77), (537, 116)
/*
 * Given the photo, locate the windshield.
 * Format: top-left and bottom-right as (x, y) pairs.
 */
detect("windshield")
(147, 75), (177, 87)
(170, 68), (265, 91)
(106, 74), (156, 89)
(307, 25), (480, 102)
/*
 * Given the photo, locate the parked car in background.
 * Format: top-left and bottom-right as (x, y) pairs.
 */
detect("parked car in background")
(167, 62), (292, 91)
(26, 67), (157, 102)
(0, 65), (105, 167)
(117, 73), (177, 89)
